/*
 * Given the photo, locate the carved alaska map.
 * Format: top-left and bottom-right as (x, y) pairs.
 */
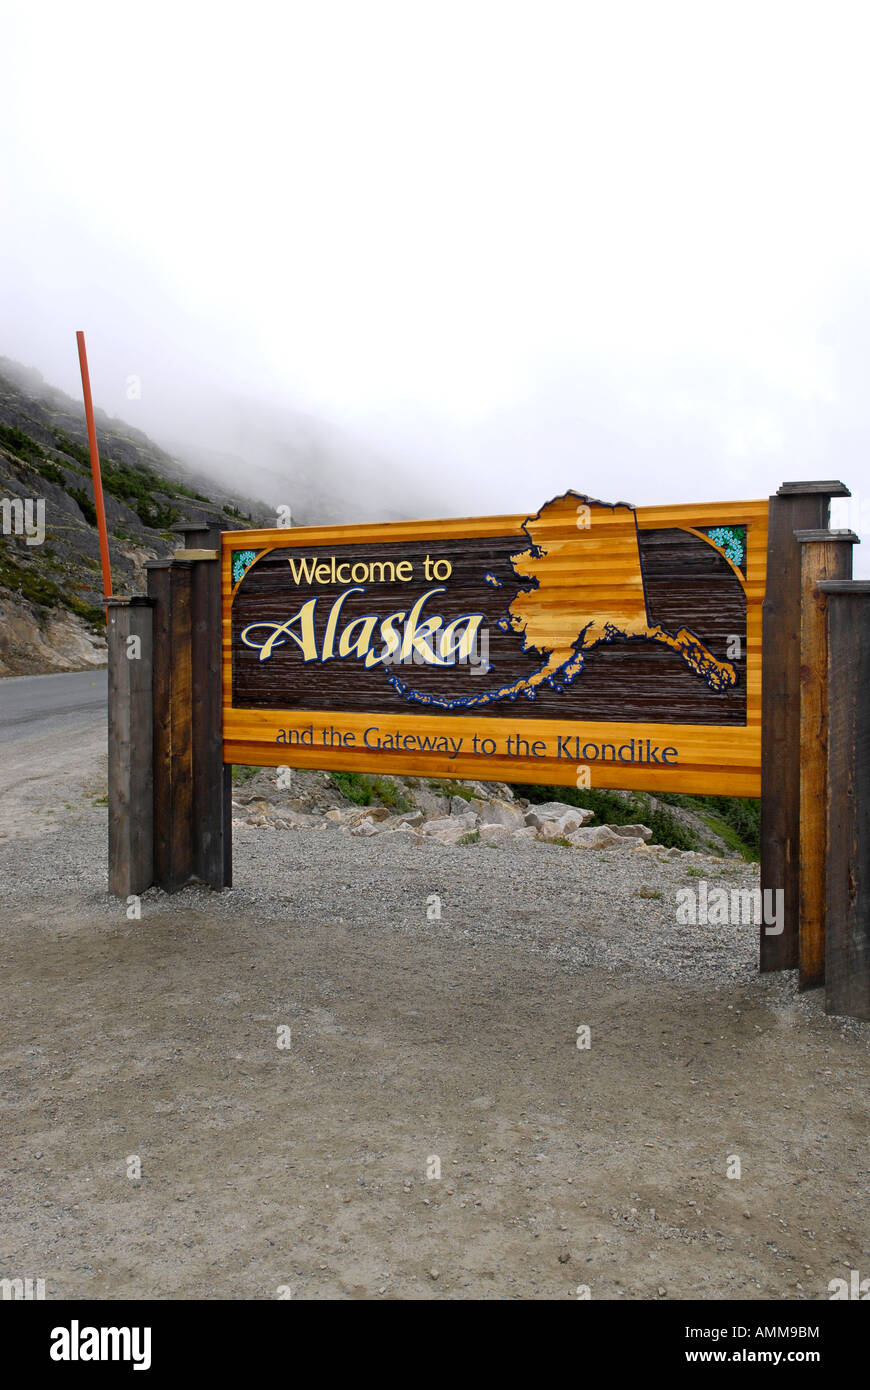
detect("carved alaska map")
(386, 493), (737, 708)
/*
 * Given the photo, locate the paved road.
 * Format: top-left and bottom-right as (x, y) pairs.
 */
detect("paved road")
(0, 668), (107, 741)
(0, 669), (109, 838)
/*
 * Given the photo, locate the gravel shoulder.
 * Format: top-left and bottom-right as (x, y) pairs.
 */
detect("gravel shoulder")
(0, 721), (868, 1300)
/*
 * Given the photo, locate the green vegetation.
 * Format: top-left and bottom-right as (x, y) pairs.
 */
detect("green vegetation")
(51, 428), (92, 469)
(173, 482), (210, 503)
(427, 778), (476, 801)
(635, 886), (663, 899)
(0, 423), (44, 461)
(50, 428), (193, 528)
(459, 830), (481, 845)
(231, 765), (260, 784)
(67, 485), (97, 526)
(0, 547), (104, 626)
(511, 781), (760, 859)
(36, 459), (66, 486)
(329, 770), (413, 811)
(513, 783), (698, 852)
(657, 792), (760, 861)
(99, 461), (178, 528)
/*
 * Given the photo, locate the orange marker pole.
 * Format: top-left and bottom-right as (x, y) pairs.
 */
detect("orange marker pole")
(75, 331), (113, 612)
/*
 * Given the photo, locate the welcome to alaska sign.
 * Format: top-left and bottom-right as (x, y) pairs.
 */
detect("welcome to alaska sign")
(222, 491), (768, 796)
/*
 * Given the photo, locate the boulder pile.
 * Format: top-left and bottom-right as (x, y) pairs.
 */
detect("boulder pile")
(233, 776), (658, 852)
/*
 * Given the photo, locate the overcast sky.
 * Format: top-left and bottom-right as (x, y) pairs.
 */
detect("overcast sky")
(2, 1), (868, 566)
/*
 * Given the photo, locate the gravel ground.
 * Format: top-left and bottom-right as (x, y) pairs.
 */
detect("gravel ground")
(1, 724), (868, 1300)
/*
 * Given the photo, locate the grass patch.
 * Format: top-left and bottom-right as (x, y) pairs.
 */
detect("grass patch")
(231, 765), (260, 784)
(330, 770), (412, 811)
(427, 779), (476, 801)
(0, 423), (44, 461)
(459, 830), (481, 845)
(657, 793), (760, 861)
(51, 428), (92, 468)
(635, 885), (663, 899)
(0, 547), (105, 626)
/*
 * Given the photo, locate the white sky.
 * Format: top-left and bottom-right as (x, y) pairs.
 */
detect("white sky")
(2, 1), (869, 565)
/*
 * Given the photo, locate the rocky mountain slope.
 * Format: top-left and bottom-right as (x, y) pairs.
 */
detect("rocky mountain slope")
(0, 356), (269, 675)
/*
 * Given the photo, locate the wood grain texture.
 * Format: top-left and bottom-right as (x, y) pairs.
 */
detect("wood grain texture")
(820, 581), (870, 1020)
(797, 534), (858, 990)
(221, 495), (768, 796)
(760, 490), (832, 971)
(190, 527), (226, 889)
(107, 598), (154, 897)
(148, 560), (194, 891)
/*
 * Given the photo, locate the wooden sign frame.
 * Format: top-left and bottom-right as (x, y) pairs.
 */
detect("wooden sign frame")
(221, 496), (768, 797)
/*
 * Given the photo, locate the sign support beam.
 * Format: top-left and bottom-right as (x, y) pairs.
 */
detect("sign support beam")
(817, 580), (870, 1020)
(106, 595), (155, 898)
(795, 530), (859, 989)
(759, 481), (850, 973)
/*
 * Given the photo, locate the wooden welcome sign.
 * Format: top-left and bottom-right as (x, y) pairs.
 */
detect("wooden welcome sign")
(108, 478), (867, 1020)
(222, 491), (768, 795)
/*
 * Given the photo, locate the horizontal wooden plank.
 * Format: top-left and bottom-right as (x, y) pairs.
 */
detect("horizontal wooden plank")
(222, 497), (770, 551)
(223, 738), (760, 797)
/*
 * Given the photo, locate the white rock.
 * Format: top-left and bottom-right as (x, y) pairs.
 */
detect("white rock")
(383, 825), (422, 844)
(350, 819), (380, 837)
(525, 802), (595, 832)
(478, 798), (525, 828)
(427, 823), (479, 846)
(567, 825), (623, 849)
(421, 812), (478, 837)
(606, 823), (653, 841)
(478, 823), (513, 846)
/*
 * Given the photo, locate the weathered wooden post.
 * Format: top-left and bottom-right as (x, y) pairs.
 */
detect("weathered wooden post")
(795, 530), (859, 989)
(817, 579), (870, 1020)
(171, 521), (230, 890)
(145, 523), (230, 893)
(760, 481), (850, 972)
(106, 595), (155, 897)
(146, 554), (194, 891)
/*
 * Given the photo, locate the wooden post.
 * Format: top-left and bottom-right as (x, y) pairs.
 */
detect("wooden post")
(760, 481), (850, 971)
(817, 580), (870, 1021)
(106, 596), (155, 897)
(171, 521), (229, 889)
(146, 557), (194, 891)
(795, 531), (859, 989)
